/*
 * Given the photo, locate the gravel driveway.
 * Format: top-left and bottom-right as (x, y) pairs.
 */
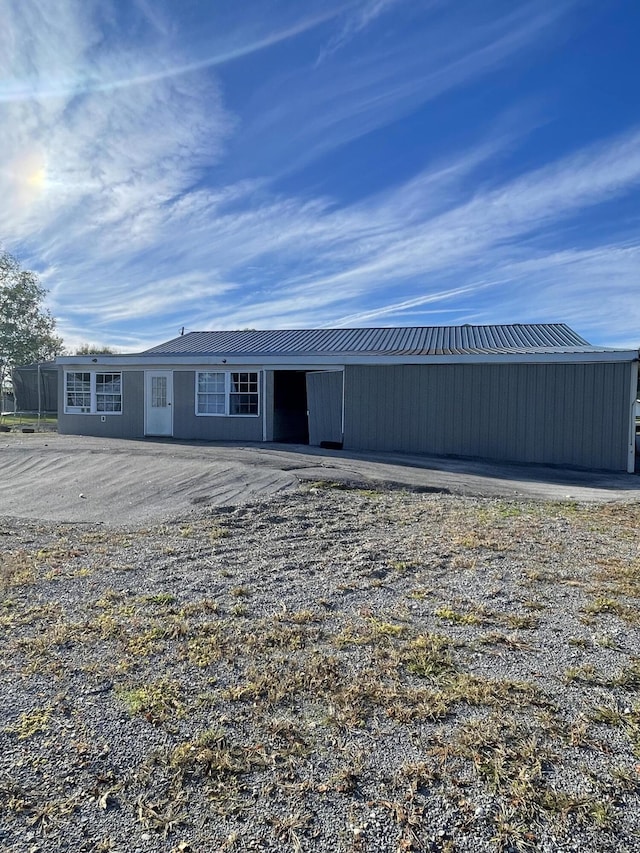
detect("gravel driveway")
(2, 433), (639, 525)
(1, 434), (639, 852)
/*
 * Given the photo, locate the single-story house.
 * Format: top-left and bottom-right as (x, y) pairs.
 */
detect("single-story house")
(56, 323), (640, 473)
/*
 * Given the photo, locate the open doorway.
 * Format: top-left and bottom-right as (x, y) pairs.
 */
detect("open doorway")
(273, 371), (309, 443)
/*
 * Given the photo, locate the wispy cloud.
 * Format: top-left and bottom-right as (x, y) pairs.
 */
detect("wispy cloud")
(1, 0), (638, 352)
(316, 0), (406, 64)
(235, 0), (573, 179)
(0, 1), (344, 103)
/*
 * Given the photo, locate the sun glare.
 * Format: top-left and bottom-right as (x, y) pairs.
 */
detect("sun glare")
(26, 165), (47, 188)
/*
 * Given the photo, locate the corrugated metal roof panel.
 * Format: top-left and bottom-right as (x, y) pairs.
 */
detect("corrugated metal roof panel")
(141, 323), (601, 357)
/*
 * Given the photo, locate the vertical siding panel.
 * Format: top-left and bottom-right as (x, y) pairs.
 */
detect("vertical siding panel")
(602, 363), (616, 469)
(264, 371), (274, 442)
(448, 365), (461, 455)
(592, 364), (605, 467)
(487, 365), (502, 457)
(343, 362), (629, 470)
(424, 366), (434, 453)
(552, 364), (566, 464)
(441, 367), (451, 454)
(534, 365), (547, 463)
(402, 366), (414, 452)
(463, 364), (477, 456)
(586, 364), (599, 466)
(608, 363), (628, 470)
(383, 366), (394, 451)
(370, 366), (381, 449)
(505, 365), (520, 460)
(307, 372), (343, 446)
(570, 365), (582, 467)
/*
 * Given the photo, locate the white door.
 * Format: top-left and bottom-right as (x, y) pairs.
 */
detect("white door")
(145, 371), (173, 436)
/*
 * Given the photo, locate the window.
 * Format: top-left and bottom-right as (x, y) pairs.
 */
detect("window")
(230, 372), (259, 414)
(197, 372), (226, 414)
(96, 373), (122, 412)
(196, 371), (259, 416)
(66, 372), (91, 412)
(65, 372), (122, 414)
(151, 375), (168, 408)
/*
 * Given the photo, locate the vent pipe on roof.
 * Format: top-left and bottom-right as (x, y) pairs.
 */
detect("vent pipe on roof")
(180, 327), (184, 336)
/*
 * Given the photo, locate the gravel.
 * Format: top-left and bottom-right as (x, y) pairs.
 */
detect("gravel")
(1, 483), (639, 853)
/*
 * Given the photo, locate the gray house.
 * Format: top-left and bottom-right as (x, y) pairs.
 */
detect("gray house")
(56, 324), (640, 473)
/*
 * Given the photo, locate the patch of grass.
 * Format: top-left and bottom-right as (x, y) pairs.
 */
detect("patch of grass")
(306, 480), (350, 491)
(564, 662), (640, 689)
(434, 712), (616, 849)
(400, 633), (454, 678)
(594, 557), (640, 598)
(136, 793), (187, 838)
(170, 728), (268, 779)
(1, 551), (36, 590)
(126, 627), (166, 658)
(244, 623), (311, 651)
(9, 707), (52, 740)
(274, 609), (322, 625)
(478, 631), (532, 651)
(333, 617), (407, 647)
(179, 599), (220, 617)
(229, 586), (250, 598)
(568, 636), (590, 648)
(590, 705), (640, 756)
(389, 560), (419, 573)
(142, 593), (177, 606)
(184, 634), (224, 667)
(502, 614), (539, 630)
(36, 543), (85, 562)
(435, 606), (484, 626)
(523, 599), (546, 611)
(118, 679), (185, 722)
(582, 596), (636, 623)
(407, 587), (431, 600)
(267, 810), (312, 852)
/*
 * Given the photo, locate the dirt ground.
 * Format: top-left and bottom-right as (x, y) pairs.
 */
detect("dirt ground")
(2, 433), (639, 525)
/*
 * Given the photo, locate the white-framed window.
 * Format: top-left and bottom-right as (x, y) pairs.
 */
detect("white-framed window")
(196, 371), (260, 416)
(65, 372), (122, 414)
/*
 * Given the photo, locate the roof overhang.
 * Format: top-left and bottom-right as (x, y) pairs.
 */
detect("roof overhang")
(56, 350), (639, 368)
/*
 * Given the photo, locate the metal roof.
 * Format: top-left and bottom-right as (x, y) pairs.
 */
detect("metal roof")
(141, 324), (604, 357)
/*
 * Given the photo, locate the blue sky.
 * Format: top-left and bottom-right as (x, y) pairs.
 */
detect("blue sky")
(1, 0), (639, 351)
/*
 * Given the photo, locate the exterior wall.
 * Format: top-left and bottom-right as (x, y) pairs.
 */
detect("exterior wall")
(57, 369), (145, 438)
(264, 371), (274, 441)
(307, 370), (343, 446)
(343, 362), (632, 471)
(172, 370), (263, 441)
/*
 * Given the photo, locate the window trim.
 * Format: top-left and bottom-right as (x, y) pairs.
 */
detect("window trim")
(195, 370), (260, 417)
(64, 371), (123, 415)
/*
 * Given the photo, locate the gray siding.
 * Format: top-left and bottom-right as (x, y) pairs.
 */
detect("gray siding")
(344, 363), (631, 471)
(172, 371), (263, 441)
(58, 370), (144, 438)
(264, 371), (275, 441)
(307, 371), (343, 446)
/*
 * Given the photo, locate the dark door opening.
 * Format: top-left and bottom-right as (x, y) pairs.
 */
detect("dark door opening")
(273, 371), (309, 443)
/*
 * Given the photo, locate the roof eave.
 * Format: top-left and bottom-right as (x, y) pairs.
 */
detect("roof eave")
(56, 350), (639, 368)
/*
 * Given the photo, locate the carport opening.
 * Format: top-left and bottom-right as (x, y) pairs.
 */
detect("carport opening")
(273, 371), (309, 443)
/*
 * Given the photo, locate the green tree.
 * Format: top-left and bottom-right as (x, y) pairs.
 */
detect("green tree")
(0, 251), (64, 390)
